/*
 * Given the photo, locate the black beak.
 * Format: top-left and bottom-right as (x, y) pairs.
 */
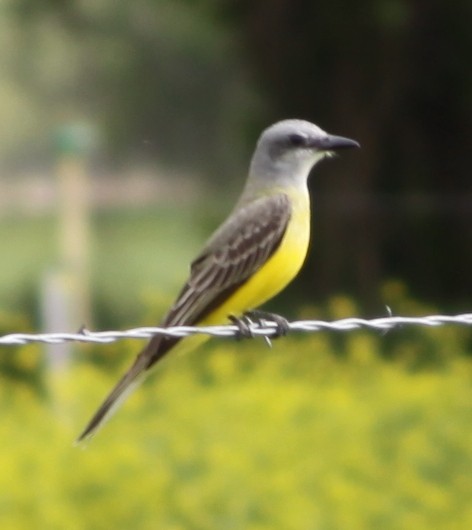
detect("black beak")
(314, 134), (360, 151)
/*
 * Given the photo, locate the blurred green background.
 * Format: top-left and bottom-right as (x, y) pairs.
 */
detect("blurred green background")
(0, 1), (471, 529)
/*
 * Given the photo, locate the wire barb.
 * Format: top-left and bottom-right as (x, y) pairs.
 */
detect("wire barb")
(0, 313), (471, 346)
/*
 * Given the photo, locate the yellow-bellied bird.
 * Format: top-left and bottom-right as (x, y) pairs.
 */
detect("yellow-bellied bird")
(77, 119), (359, 442)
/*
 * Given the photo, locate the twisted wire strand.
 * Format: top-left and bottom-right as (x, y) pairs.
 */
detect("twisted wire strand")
(1, 313), (471, 346)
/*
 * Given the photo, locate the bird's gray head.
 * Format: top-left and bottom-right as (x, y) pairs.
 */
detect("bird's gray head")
(248, 119), (359, 188)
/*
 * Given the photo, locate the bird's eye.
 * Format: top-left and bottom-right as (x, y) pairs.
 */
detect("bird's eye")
(287, 133), (307, 147)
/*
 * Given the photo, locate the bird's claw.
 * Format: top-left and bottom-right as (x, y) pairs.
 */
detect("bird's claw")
(229, 310), (289, 348)
(229, 314), (255, 340)
(243, 310), (290, 339)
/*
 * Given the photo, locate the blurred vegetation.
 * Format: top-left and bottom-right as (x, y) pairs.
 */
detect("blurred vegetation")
(0, 205), (205, 327)
(2, 0), (258, 180)
(0, 0), (470, 309)
(0, 304), (471, 529)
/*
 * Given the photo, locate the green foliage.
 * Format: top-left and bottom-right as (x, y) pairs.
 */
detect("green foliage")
(2, 0), (258, 176)
(0, 309), (44, 392)
(0, 205), (208, 328)
(0, 322), (471, 529)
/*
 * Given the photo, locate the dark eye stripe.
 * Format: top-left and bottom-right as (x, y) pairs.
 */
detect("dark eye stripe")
(288, 133), (307, 147)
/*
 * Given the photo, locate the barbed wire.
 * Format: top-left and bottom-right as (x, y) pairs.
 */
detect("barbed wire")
(0, 313), (471, 346)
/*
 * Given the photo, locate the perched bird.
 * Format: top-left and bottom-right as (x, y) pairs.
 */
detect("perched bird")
(77, 119), (359, 442)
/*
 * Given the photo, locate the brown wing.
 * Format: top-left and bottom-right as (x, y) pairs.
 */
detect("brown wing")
(144, 192), (292, 365)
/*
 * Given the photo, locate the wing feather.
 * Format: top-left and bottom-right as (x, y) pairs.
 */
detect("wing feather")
(145, 193), (292, 363)
(169, 193), (290, 324)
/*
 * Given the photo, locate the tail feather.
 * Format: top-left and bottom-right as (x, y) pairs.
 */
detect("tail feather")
(75, 352), (150, 444)
(76, 331), (206, 444)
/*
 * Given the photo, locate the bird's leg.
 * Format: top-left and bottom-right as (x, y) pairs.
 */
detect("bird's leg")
(243, 310), (290, 339)
(228, 314), (254, 340)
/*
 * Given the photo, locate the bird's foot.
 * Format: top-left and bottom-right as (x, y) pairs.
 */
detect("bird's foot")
(228, 314), (255, 340)
(228, 309), (290, 348)
(229, 311), (290, 347)
(243, 310), (290, 339)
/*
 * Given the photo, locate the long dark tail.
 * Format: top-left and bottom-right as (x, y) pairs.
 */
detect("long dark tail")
(75, 335), (176, 444)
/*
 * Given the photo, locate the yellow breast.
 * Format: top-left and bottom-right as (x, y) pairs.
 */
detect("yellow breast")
(201, 189), (311, 325)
